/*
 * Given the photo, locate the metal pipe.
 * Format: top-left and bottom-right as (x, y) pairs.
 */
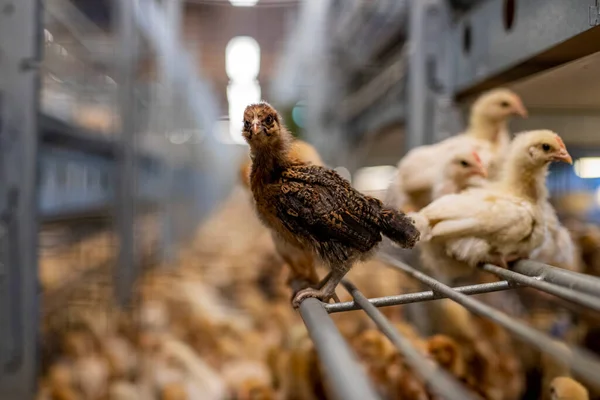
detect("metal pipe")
(342, 281), (479, 400)
(325, 280), (516, 314)
(114, 0), (138, 307)
(298, 298), (380, 400)
(379, 254), (600, 391)
(481, 264), (600, 312)
(512, 259), (600, 297)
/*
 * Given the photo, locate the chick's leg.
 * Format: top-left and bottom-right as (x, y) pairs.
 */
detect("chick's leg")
(292, 269), (346, 308)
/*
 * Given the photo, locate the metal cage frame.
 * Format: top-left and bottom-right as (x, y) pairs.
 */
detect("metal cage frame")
(299, 254), (600, 400)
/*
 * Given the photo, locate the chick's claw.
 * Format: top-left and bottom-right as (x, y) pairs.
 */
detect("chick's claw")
(292, 288), (334, 308)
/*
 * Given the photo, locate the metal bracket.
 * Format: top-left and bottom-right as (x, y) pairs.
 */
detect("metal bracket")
(590, 2), (600, 26)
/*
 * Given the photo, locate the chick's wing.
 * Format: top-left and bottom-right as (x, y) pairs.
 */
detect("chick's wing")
(275, 165), (381, 252)
(420, 188), (535, 240)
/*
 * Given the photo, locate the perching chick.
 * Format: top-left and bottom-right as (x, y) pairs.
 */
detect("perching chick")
(387, 88), (527, 212)
(530, 201), (581, 272)
(413, 130), (572, 282)
(241, 139), (326, 297)
(243, 102), (420, 307)
(550, 377), (589, 400)
(430, 149), (488, 201)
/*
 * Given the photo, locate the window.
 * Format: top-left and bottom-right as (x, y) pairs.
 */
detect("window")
(225, 36), (261, 145)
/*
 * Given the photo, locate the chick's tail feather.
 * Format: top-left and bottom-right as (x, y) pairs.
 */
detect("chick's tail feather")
(379, 208), (420, 248)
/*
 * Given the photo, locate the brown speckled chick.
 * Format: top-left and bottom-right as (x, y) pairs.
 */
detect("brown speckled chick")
(243, 102), (420, 307)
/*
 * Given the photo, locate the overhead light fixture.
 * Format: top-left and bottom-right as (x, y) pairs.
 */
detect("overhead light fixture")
(229, 0), (259, 6)
(574, 157), (600, 179)
(226, 36), (260, 81)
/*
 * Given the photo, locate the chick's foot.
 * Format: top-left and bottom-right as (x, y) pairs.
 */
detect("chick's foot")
(292, 288), (335, 308)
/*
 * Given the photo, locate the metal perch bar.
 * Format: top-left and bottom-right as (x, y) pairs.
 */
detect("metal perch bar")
(379, 254), (600, 391)
(481, 263), (600, 312)
(298, 298), (380, 400)
(341, 281), (479, 400)
(325, 279), (517, 314)
(511, 259), (600, 297)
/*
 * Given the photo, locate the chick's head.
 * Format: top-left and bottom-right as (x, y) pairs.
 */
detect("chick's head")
(550, 377), (589, 400)
(243, 102), (289, 152)
(426, 334), (461, 369)
(512, 130), (572, 167)
(447, 149), (488, 181)
(472, 88), (528, 121)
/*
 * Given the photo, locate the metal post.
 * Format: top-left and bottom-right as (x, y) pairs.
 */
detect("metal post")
(114, 0), (139, 307)
(0, 0), (42, 397)
(299, 299), (380, 400)
(158, 0), (182, 265)
(406, 0), (431, 150)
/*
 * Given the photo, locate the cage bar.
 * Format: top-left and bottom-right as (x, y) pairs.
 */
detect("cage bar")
(299, 298), (380, 400)
(379, 254), (600, 391)
(342, 281), (479, 400)
(325, 279), (517, 314)
(511, 259), (600, 297)
(481, 263), (600, 312)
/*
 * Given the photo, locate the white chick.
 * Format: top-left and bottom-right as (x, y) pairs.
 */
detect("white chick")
(530, 201), (582, 272)
(550, 377), (589, 400)
(413, 130), (572, 282)
(388, 88), (527, 212)
(431, 149), (488, 201)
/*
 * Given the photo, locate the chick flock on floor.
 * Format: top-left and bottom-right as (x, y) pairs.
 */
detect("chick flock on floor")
(37, 88), (600, 400)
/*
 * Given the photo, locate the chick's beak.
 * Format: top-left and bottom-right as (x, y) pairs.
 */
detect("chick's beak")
(554, 149), (573, 165)
(251, 122), (262, 135)
(513, 102), (528, 118)
(476, 165), (488, 178)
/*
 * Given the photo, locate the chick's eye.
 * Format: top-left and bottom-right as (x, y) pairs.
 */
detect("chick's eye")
(244, 120), (251, 130)
(460, 160), (470, 167)
(264, 115), (274, 125)
(542, 143), (551, 152)
(500, 101), (510, 108)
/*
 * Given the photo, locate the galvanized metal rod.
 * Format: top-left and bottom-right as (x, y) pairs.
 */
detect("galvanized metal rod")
(114, 0), (139, 307)
(512, 259), (600, 297)
(341, 281), (478, 400)
(298, 298), (380, 400)
(379, 254), (600, 391)
(481, 263), (600, 312)
(325, 280), (516, 313)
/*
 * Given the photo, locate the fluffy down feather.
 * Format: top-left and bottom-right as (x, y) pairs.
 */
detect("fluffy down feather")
(414, 130), (572, 281)
(387, 88), (527, 212)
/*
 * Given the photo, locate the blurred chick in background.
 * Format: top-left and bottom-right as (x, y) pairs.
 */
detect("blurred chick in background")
(413, 130), (572, 283)
(243, 102), (419, 306)
(387, 88), (527, 212)
(550, 377), (589, 400)
(430, 149), (488, 202)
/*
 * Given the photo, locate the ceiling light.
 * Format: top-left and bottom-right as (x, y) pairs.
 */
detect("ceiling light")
(229, 0), (259, 7)
(574, 157), (600, 179)
(225, 36), (260, 81)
